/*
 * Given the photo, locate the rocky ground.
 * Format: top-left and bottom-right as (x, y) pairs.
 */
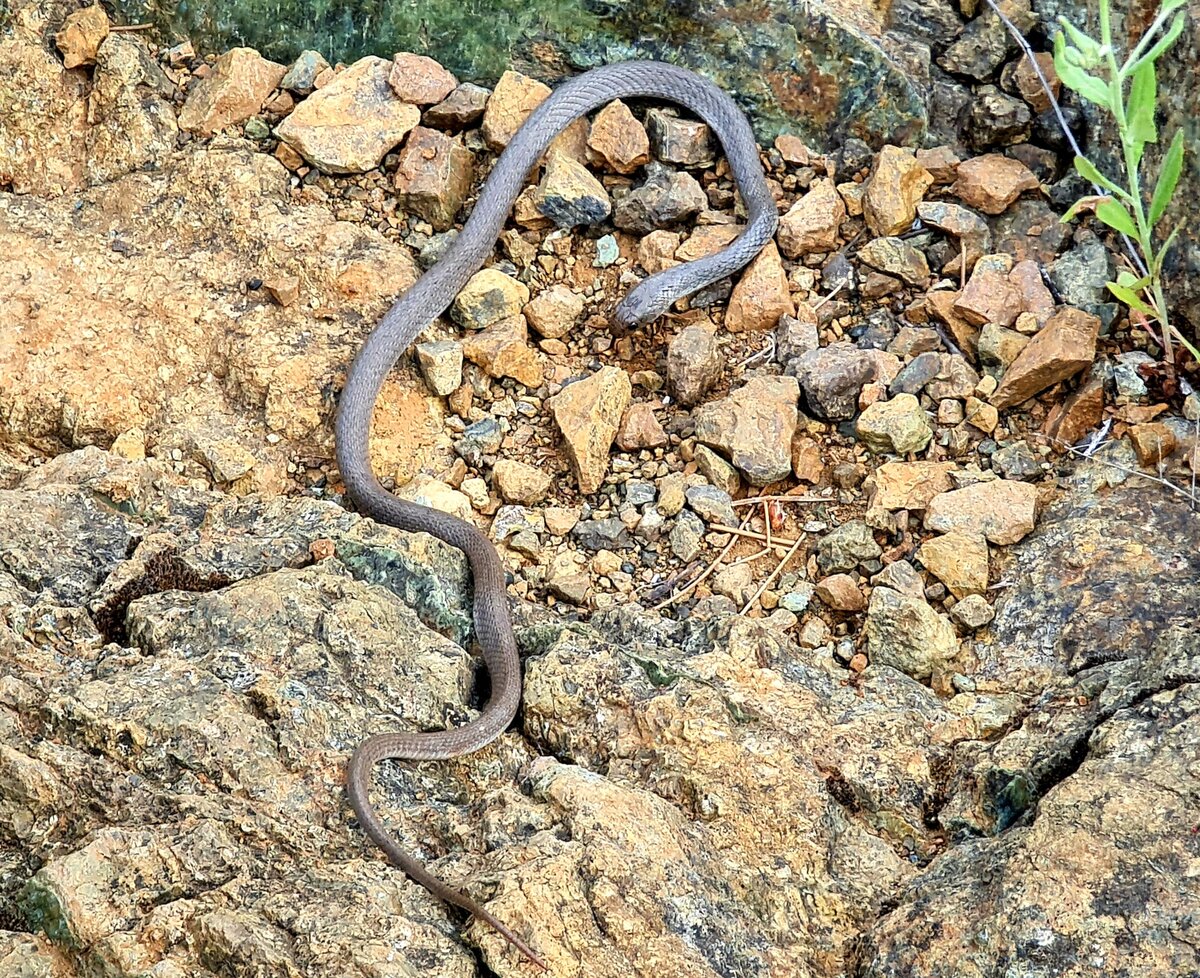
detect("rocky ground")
(1, 2), (1199, 976)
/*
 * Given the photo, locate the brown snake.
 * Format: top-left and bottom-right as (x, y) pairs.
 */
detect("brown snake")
(336, 60), (778, 969)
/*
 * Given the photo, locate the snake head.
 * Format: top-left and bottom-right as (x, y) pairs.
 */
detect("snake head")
(611, 278), (677, 334)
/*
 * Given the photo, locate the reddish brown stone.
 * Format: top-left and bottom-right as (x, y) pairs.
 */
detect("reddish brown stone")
(992, 307), (1100, 410)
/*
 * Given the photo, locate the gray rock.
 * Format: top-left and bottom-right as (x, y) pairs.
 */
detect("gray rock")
(624, 480), (657, 508)
(613, 162), (707, 234)
(422, 82), (489, 130)
(669, 509), (706, 561)
(646, 108), (714, 165)
(775, 314), (820, 364)
(1049, 236), (1112, 308)
(1113, 350), (1155, 402)
(863, 586), (959, 680)
(454, 416), (502, 467)
(280, 49), (330, 94)
(949, 593), (995, 630)
(792, 342), (876, 420)
(572, 517), (631, 551)
(991, 440), (1042, 481)
(888, 351), (942, 396)
(415, 339), (463, 396)
(818, 520), (883, 574)
(667, 323), (722, 407)
(779, 583), (816, 613)
(685, 485), (736, 529)
(490, 504), (544, 542)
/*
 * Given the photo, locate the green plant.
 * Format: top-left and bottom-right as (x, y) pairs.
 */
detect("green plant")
(1054, 0), (1194, 362)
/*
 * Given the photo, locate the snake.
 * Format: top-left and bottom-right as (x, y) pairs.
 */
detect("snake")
(336, 60), (778, 969)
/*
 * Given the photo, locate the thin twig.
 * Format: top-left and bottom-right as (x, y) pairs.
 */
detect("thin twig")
(1192, 414), (1198, 511)
(731, 494), (826, 508)
(111, 22), (154, 31)
(711, 524), (803, 547)
(650, 514), (751, 611)
(812, 280), (845, 312)
(982, 0), (1150, 279)
(740, 536), (805, 614)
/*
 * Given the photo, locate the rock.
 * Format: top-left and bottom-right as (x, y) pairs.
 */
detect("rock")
(924, 290), (981, 360)
(856, 237), (930, 287)
(915, 145), (962, 184)
(978, 323), (1029, 382)
(949, 592), (995, 630)
(992, 440), (1043, 481)
(677, 225), (741, 262)
(872, 558), (927, 599)
(451, 268), (530, 329)
(648, 474), (682, 520)
(870, 461), (956, 512)
(280, 50), (330, 95)
(493, 503), (545, 543)
(863, 146), (934, 236)
(775, 312), (820, 363)
(918, 531), (989, 598)
(524, 285), (584, 339)
(685, 485), (737, 528)
(548, 569), (590, 605)
(991, 307), (1100, 410)
(274, 56), (418, 173)
(549, 367), (632, 493)
(925, 354), (982, 401)
(965, 86), (1032, 150)
(587, 99), (650, 174)
(493, 459), (552, 505)
(666, 323), (722, 407)
(791, 437), (826, 483)
(864, 587), (959, 680)
(479, 69), (584, 156)
(889, 351), (943, 397)
(481, 69), (548, 150)
(713, 562), (755, 604)
(665, 508), (704, 562)
(544, 506), (581, 536)
(916, 200), (991, 273)
(1048, 237), (1111, 308)
(534, 151), (612, 227)
(387, 52), (457, 105)
(792, 342), (876, 420)
(0, 35), (89, 196)
(646, 108), (713, 165)
(593, 234), (619, 267)
(964, 395), (999, 433)
(415, 340), (463, 396)
(455, 417), (502, 467)
(925, 479), (1039, 545)
(613, 162), (707, 233)
(263, 274), (300, 306)
(393, 125), (473, 231)
(955, 254), (1019, 327)
(774, 133), (811, 164)
(695, 444), (741, 495)
(423, 82), (490, 130)
(776, 179), (846, 257)
(461, 316), (543, 388)
(725, 241), (794, 332)
(638, 230), (681, 274)
(179, 47), (286, 136)
(951, 153), (1040, 214)
(694, 376), (800, 486)
(1128, 423), (1178, 468)
(55, 4), (109, 68)
(1007, 259), (1055, 323)
(399, 473), (474, 522)
(818, 520), (882, 574)
(815, 573), (866, 612)
(85, 35), (180, 186)
(616, 403), (668, 451)
(623, 480), (657, 508)
(856, 394), (933, 455)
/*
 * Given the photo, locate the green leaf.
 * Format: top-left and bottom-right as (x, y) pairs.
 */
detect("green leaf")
(1116, 269), (1151, 291)
(1054, 32), (1113, 107)
(1126, 60), (1158, 165)
(1095, 198), (1138, 236)
(1106, 282), (1159, 317)
(1149, 129), (1185, 227)
(1134, 12), (1186, 70)
(1073, 155), (1127, 197)
(1057, 17), (1103, 65)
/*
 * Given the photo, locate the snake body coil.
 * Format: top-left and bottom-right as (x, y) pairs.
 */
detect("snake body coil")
(338, 60), (778, 968)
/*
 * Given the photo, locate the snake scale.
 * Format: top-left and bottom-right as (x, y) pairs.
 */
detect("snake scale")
(336, 60), (778, 968)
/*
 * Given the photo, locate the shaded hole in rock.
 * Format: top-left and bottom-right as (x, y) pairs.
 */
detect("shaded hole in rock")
(92, 547), (231, 646)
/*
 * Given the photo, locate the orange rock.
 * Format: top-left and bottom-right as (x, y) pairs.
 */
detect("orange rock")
(725, 240), (794, 332)
(992, 307), (1100, 409)
(461, 316), (544, 388)
(952, 154), (1040, 215)
(1043, 373), (1105, 449)
(777, 179), (845, 257)
(179, 47), (287, 136)
(1128, 423), (1178, 467)
(863, 146), (934, 236)
(387, 52), (457, 105)
(587, 99), (650, 174)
